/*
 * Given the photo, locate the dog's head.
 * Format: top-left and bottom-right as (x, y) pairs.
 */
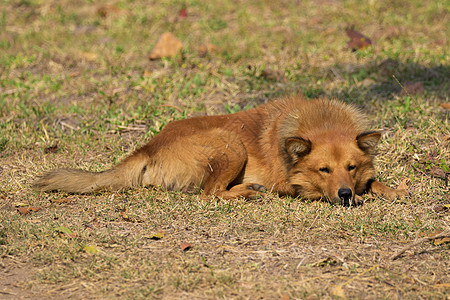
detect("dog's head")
(285, 131), (381, 205)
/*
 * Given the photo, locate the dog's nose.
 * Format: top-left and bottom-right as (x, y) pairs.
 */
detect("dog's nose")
(338, 188), (353, 201)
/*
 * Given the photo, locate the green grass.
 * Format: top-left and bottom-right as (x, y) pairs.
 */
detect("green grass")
(0, 0), (449, 298)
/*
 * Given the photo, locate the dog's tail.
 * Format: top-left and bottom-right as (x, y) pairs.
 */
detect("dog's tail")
(32, 152), (149, 193)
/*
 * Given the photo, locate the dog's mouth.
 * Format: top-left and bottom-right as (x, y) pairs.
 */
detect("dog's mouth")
(326, 187), (357, 206)
(293, 185), (358, 206)
(325, 196), (355, 206)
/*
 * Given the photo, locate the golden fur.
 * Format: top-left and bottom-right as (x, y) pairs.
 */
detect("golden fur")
(33, 96), (407, 204)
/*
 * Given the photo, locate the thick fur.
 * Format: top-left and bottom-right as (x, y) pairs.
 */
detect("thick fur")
(33, 96), (407, 204)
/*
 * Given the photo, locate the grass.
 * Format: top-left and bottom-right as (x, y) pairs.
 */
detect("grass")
(0, 0), (449, 298)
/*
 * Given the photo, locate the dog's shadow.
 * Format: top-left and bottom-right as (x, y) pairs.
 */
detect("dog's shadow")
(325, 58), (449, 103)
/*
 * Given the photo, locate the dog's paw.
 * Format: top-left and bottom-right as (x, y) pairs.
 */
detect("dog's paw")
(383, 179), (410, 200)
(383, 188), (409, 200)
(247, 183), (267, 192)
(353, 195), (364, 206)
(370, 179), (410, 200)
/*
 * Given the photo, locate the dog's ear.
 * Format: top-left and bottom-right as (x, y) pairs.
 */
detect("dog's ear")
(357, 131), (382, 156)
(285, 137), (311, 163)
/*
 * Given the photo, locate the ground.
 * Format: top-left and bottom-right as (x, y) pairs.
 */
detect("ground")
(0, 0), (449, 299)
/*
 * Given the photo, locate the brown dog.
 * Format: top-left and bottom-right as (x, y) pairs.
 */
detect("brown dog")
(33, 96), (407, 205)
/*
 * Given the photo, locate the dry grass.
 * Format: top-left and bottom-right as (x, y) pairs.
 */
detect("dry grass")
(0, 0), (449, 298)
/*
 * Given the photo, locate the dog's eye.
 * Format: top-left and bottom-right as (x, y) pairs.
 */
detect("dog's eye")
(348, 165), (356, 171)
(319, 167), (330, 173)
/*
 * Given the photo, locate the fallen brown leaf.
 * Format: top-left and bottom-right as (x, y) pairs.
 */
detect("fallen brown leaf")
(429, 166), (447, 179)
(440, 103), (450, 109)
(280, 293), (290, 300)
(69, 71), (80, 77)
(197, 44), (220, 57)
(59, 232), (77, 238)
(400, 82), (424, 96)
(331, 285), (346, 298)
(180, 242), (193, 251)
(345, 27), (372, 51)
(96, 4), (124, 18)
(434, 237), (450, 245)
(50, 198), (72, 204)
(148, 32), (183, 60)
(143, 70), (152, 77)
(84, 219), (102, 229)
(55, 226), (77, 238)
(119, 208), (143, 223)
(178, 7), (188, 18)
(44, 141), (59, 154)
(80, 52), (98, 62)
(17, 207), (41, 215)
(260, 68), (285, 81)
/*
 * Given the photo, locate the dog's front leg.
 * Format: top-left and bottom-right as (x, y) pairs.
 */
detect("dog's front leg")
(369, 179), (409, 200)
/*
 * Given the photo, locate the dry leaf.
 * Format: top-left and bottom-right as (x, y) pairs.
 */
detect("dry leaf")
(440, 103), (450, 109)
(149, 232), (164, 240)
(331, 285), (346, 298)
(60, 232), (77, 238)
(178, 7), (187, 18)
(345, 27), (372, 51)
(44, 141), (59, 154)
(97, 4), (123, 18)
(401, 82), (424, 96)
(119, 208), (142, 223)
(280, 293), (289, 300)
(180, 242), (193, 251)
(434, 237), (450, 245)
(17, 207), (41, 215)
(148, 32), (183, 60)
(260, 68), (285, 81)
(429, 166), (447, 179)
(55, 226), (72, 234)
(197, 44), (220, 57)
(55, 226), (77, 238)
(80, 52), (98, 61)
(84, 219), (102, 229)
(50, 198), (72, 204)
(83, 244), (101, 254)
(69, 71), (80, 77)
(120, 209), (133, 222)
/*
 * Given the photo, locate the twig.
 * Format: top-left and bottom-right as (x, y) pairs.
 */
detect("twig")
(392, 75), (410, 97)
(390, 230), (450, 260)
